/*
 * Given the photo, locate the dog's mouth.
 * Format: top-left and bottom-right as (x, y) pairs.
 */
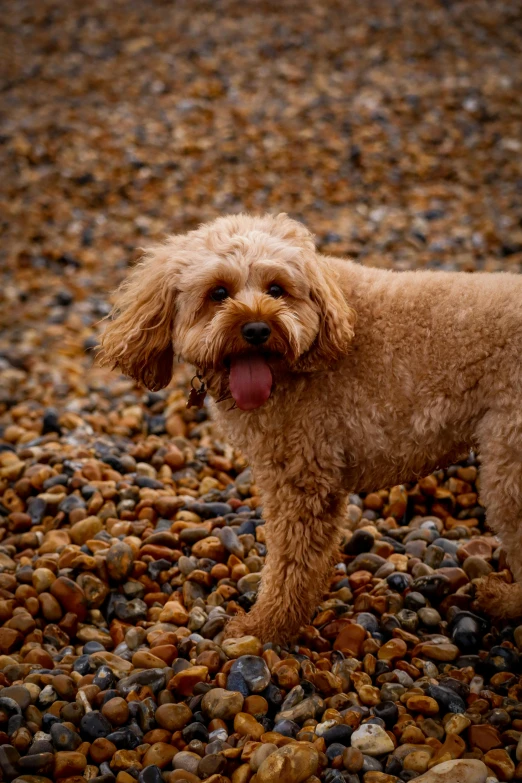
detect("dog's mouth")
(226, 353), (274, 411)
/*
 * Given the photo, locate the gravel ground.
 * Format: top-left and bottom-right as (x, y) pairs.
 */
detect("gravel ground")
(1, 1), (522, 782)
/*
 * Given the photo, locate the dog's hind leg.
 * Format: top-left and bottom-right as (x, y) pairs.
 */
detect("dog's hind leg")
(224, 484), (347, 644)
(475, 409), (522, 619)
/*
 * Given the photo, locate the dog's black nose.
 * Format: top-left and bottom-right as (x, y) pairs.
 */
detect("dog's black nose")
(242, 321), (271, 345)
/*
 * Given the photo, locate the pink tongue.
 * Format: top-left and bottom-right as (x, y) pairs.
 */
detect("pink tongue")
(229, 355), (273, 411)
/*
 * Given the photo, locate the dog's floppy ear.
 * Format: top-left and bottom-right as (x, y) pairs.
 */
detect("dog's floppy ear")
(306, 254), (356, 367)
(99, 243), (179, 391)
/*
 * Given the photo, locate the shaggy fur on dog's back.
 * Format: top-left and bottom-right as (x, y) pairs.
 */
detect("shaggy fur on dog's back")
(100, 213), (522, 642)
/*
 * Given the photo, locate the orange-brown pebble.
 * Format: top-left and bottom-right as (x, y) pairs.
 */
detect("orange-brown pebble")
(406, 695), (439, 716)
(243, 695), (269, 715)
(150, 644), (178, 665)
(234, 712), (265, 740)
(90, 738), (118, 764)
(101, 697), (130, 726)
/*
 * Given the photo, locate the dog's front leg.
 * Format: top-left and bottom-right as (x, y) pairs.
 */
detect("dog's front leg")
(225, 481), (346, 644)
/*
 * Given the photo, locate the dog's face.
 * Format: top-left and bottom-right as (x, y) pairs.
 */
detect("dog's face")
(100, 214), (355, 409)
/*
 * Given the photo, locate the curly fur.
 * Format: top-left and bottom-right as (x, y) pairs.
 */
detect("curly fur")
(101, 213), (522, 642)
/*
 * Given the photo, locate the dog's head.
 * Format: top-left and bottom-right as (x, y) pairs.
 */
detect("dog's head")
(100, 213), (356, 409)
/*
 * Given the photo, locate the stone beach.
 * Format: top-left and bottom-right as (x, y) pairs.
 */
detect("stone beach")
(2, 1), (522, 782)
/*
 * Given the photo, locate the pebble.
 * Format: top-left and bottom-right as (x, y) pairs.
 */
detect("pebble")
(80, 711), (113, 741)
(106, 542), (135, 582)
(155, 702), (193, 730)
(412, 759), (488, 783)
(172, 751), (201, 776)
(351, 725), (395, 756)
(202, 688), (244, 719)
(255, 744), (319, 783)
(221, 636), (263, 658)
(229, 655), (271, 692)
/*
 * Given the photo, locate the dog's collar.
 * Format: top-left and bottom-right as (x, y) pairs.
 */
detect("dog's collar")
(186, 372), (207, 408)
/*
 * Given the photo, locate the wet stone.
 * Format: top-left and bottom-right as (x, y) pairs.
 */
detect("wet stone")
(412, 759), (488, 782)
(80, 711), (113, 741)
(0, 686), (31, 711)
(106, 542), (134, 582)
(0, 745), (20, 779)
(138, 766), (164, 783)
(256, 743), (319, 783)
(323, 724), (353, 746)
(229, 655), (271, 693)
(351, 725), (394, 756)
(202, 688), (244, 719)
(18, 752), (54, 772)
(50, 722), (82, 750)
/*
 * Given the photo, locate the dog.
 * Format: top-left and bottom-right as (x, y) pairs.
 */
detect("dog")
(100, 212), (522, 643)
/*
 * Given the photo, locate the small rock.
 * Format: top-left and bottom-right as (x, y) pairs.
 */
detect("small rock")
(202, 688), (244, 720)
(155, 703), (193, 731)
(412, 759), (488, 783)
(229, 655), (271, 692)
(350, 724), (395, 756)
(256, 743), (319, 783)
(222, 636), (263, 658)
(106, 542), (135, 582)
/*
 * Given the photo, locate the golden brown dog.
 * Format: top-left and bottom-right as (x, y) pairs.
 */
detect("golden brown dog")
(101, 213), (522, 642)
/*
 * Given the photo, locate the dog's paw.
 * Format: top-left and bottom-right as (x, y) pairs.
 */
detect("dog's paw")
(475, 572), (522, 619)
(223, 614), (255, 640)
(223, 612), (287, 644)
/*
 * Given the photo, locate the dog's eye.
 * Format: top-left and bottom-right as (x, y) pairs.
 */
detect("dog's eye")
(210, 286), (229, 302)
(267, 284), (285, 298)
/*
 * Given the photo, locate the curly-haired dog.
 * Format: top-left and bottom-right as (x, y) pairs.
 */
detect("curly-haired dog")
(101, 213), (522, 642)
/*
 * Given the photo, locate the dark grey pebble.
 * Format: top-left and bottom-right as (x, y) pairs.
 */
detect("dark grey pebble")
(323, 724), (353, 746)
(273, 719), (300, 737)
(230, 655), (271, 693)
(484, 645), (519, 674)
(135, 476), (164, 489)
(362, 755), (383, 772)
(404, 592), (426, 611)
(80, 711), (113, 741)
(326, 743), (346, 761)
(411, 573), (451, 600)
(219, 526), (244, 557)
(27, 740), (54, 755)
(51, 721), (82, 750)
(373, 701), (399, 727)
(198, 753), (227, 778)
(426, 684), (466, 713)
(386, 572), (412, 592)
(451, 614), (483, 653)
(0, 698), (22, 717)
(83, 641), (106, 654)
(188, 501), (233, 519)
(139, 766), (164, 783)
(114, 598), (147, 623)
(344, 529), (374, 555)
(0, 745), (20, 779)
(93, 665), (117, 690)
(117, 669), (166, 696)
(106, 727), (142, 749)
(432, 538), (459, 555)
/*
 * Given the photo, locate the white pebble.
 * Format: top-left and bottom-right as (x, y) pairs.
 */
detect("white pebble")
(413, 759), (488, 783)
(350, 724), (394, 756)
